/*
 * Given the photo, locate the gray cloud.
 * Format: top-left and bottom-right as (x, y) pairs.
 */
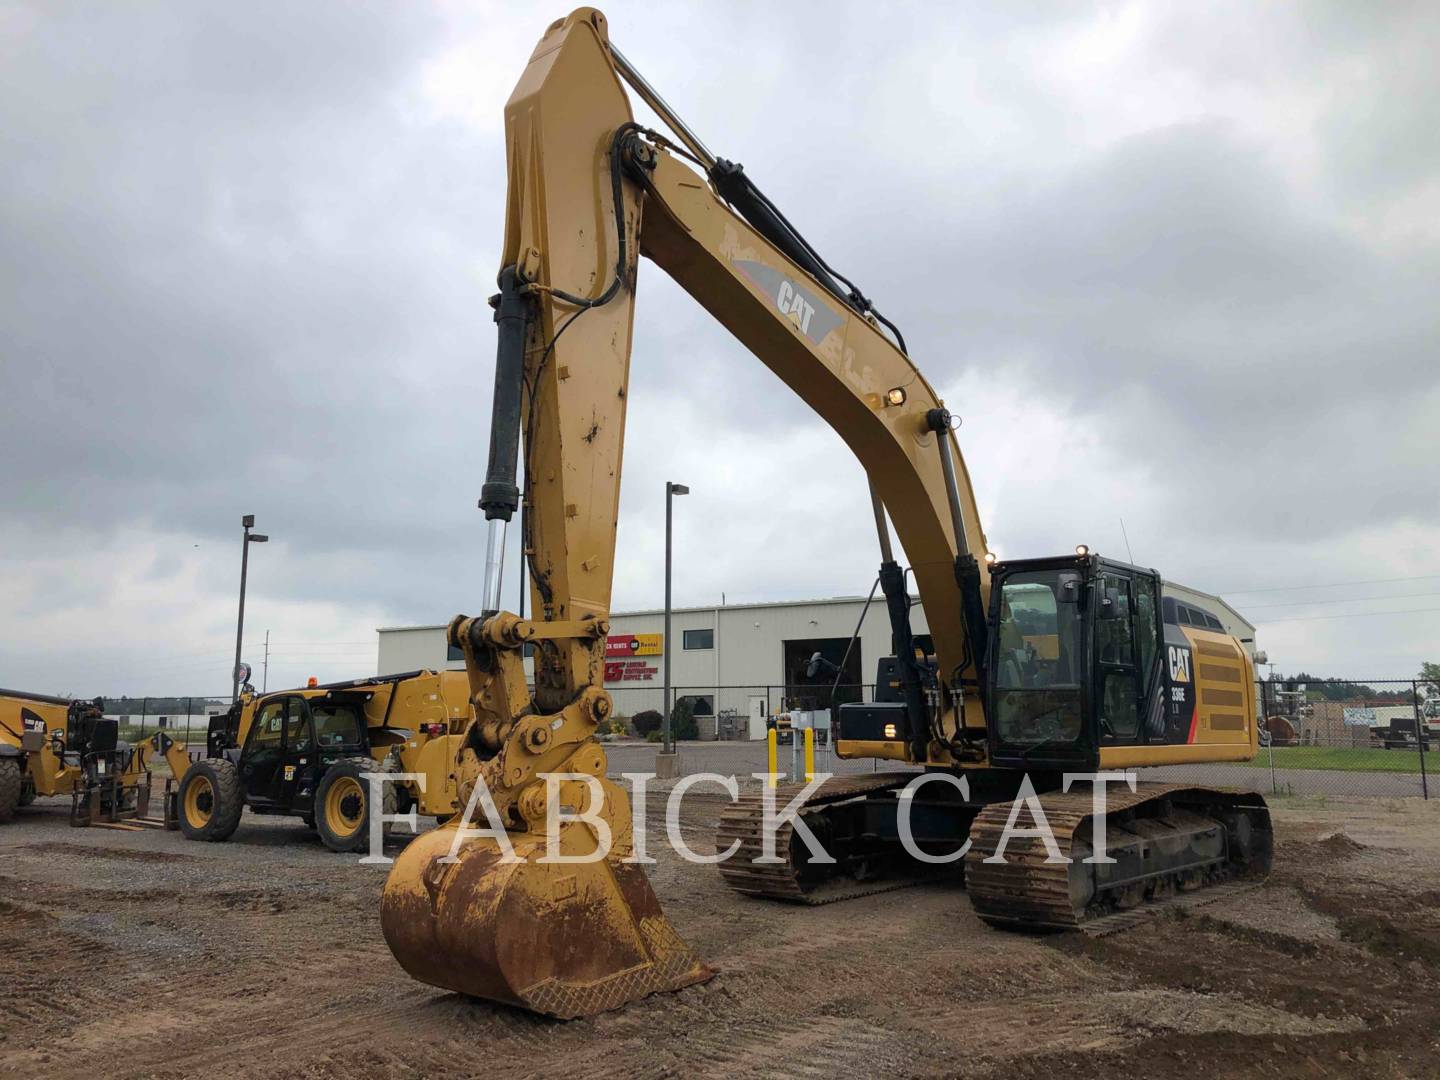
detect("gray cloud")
(2, 1), (1438, 691)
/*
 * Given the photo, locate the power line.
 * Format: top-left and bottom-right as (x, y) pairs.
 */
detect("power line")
(1254, 606), (1440, 624)
(1221, 573), (1440, 595)
(1242, 590), (1440, 610)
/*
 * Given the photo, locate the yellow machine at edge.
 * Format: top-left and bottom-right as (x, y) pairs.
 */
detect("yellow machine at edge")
(0, 689), (188, 826)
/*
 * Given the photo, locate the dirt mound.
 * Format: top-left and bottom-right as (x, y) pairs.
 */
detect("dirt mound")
(1282, 829), (1368, 869)
(1337, 914), (1440, 965)
(0, 899), (54, 925)
(20, 841), (198, 864)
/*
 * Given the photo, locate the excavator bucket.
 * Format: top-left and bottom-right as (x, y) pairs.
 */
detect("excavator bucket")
(381, 822), (712, 1018)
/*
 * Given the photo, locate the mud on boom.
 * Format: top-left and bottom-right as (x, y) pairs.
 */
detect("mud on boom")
(379, 6), (1271, 1019)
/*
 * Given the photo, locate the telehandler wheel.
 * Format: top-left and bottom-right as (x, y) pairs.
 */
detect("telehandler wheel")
(315, 758), (395, 854)
(0, 759), (22, 824)
(177, 759), (244, 841)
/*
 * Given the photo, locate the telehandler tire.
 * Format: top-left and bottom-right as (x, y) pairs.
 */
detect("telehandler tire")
(315, 758), (395, 853)
(177, 759), (244, 841)
(0, 759), (21, 823)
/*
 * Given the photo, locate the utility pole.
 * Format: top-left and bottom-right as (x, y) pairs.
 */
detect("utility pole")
(232, 515), (269, 702)
(262, 630), (270, 692)
(660, 481), (689, 776)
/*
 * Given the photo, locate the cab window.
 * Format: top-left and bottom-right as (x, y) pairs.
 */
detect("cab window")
(285, 698), (312, 752)
(992, 570), (1084, 748)
(310, 701), (365, 748)
(249, 700), (284, 748)
(1102, 674), (1139, 739)
(1095, 576), (1133, 666)
(1135, 578), (1159, 682)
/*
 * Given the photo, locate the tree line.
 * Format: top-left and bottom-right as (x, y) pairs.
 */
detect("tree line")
(1270, 664), (1438, 702)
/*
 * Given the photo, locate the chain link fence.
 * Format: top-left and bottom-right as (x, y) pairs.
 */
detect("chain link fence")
(603, 679), (1435, 800)
(603, 683), (883, 742)
(97, 679), (1435, 799)
(1144, 679), (1434, 799)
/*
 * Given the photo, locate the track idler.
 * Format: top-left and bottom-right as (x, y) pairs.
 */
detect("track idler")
(380, 782), (712, 1018)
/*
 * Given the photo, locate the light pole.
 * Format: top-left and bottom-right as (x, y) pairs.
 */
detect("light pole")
(232, 514), (269, 701)
(662, 481), (688, 763)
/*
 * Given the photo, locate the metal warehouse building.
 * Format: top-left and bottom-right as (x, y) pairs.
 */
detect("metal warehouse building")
(376, 582), (1256, 740)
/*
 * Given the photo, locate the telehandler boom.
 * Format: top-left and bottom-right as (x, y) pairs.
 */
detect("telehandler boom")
(381, 7), (1270, 1017)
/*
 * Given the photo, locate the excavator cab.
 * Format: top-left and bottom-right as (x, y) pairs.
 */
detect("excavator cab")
(984, 552), (1164, 771)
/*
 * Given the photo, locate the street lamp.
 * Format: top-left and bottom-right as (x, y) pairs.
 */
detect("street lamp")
(232, 514), (269, 702)
(662, 481), (689, 760)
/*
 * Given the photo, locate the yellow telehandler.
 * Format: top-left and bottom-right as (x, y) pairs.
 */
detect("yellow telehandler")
(0, 689), (189, 826)
(172, 669), (473, 852)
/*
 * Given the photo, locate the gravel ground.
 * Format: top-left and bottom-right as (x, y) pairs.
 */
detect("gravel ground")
(3, 776), (1440, 1078)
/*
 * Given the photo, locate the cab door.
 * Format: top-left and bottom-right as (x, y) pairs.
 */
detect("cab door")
(240, 697), (287, 805)
(1131, 574), (1167, 741)
(1093, 572), (1142, 746)
(276, 696), (314, 810)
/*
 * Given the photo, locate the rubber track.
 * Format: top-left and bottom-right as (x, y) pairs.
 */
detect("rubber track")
(965, 782), (1270, 932)
(716, 772), (919, 904)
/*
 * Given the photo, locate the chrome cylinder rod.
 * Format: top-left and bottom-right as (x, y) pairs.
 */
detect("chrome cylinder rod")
(868, 481), (895, 564)
(609, 44), (716, 170)
(482, 518), (507, 614)
(927, 410), (970, 556)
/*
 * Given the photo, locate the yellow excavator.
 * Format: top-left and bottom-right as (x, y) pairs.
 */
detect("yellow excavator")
(380, 8), (1270, 1017)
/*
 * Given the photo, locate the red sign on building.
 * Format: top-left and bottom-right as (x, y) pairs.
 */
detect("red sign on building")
(605, 660), (658, 683)
(604, 633), (662, 658)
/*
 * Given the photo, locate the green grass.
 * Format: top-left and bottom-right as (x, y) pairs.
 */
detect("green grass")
(1237, 745), (1431, 774)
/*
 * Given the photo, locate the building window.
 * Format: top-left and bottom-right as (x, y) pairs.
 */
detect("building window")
(678, 694), (714, 717)
(683, 628), (714, 651)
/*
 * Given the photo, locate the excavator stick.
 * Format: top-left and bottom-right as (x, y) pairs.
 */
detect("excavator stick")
(380, 8), (712, 1018)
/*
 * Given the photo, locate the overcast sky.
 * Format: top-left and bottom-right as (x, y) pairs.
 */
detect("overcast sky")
(3, 1), (1437, 696)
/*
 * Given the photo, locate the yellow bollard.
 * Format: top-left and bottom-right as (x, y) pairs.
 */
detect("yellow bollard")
(767, 727), (778, 788)
(804, 727), (816, 782)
